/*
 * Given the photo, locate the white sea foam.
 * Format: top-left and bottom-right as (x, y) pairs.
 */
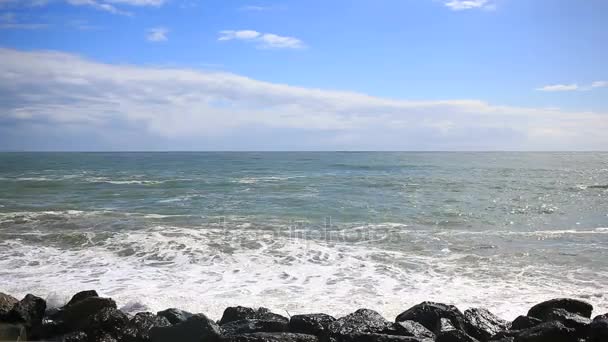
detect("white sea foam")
(1, 225), (606, 321)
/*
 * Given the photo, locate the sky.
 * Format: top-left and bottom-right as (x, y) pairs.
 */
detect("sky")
(0, 0), (607, 151)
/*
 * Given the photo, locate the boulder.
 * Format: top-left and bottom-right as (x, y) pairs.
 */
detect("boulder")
(157, 308), (193, 325)
(66, 290), (99, 306)
(220, 306), (288, 325)
(514, 321), (577, 342)
(393, 320), (435, 341)
(436, 330), (479, 342)
(7, 293), (46, 335)
(543, 308), (590, 337)
(123, 312), (171, 342)
(527, 298), (592, 320)
(339, 333), (427, 341)
(464, 308), (509, 341)
(82, 307), (130, 340)
(510, 316), (541, 331)
(588, 315), (608, 342)
(221, 318), (289, 335)
(0, 293), (18, 320)
(327, 309), (393, 338)
(220, 332), (318, 341)
(290, 313), (336, 336)
(63, 331), (88, 342)
(395, 302), (467, 332)
(62, 296), (117, 331)
(150, 313), (221, 342)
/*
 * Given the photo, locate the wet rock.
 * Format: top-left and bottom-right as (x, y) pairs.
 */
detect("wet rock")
(514, 321), (577, 342)
(123, 312), (171, 342)
(150, 313), (221, 342)
(221, 318), (290, 335)
(464, 308), (509, 341)
(395, 302), (466, 332)
(543, 308), (590, 337)
(83, 307), (130, 339)
(510, 316), (541, 331)
(436, 329), (479, 342)
(7, 293), (46, 331)
(436, 318), (458, 334)
(327, 309), (393, 338)
(527, 298), (592, 320)
(588, 315), (608, 342)
(62, 296), (117, 331)
(157, 308), (193, 325)
(0, 293), (18, 320)
(67, 290), (99, 306)
(63, 330), (88, 342)
(0, 323), (27, 341)
(393, 320), (435, 341)
(341, 333), (426, 342)
(290, 313), (336, 336)
(220, 306), (288, 325)
(220, 332), (318, 342)
(488, 337), (513, 342)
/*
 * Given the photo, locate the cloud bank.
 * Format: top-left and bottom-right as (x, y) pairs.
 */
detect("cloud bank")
(0, 48), (606, 150)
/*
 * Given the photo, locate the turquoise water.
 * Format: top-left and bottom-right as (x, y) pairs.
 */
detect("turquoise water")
(0, 152), (607, 319)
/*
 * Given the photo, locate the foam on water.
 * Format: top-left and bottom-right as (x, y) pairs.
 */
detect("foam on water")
(1, 224), (606, 321)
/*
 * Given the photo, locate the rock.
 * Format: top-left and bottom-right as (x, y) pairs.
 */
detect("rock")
(150, 313), (221, 342)
(340, 333), (426, 341)
(123, 312), (171, 342)
(464, 308), (509, 341)
(588, 315), (608, 342)
(0, 323), (27, 341)
(220, 332), (318, 341)
(396, 302), (467, 332)
(488, 337), (513, 342)
(543, 308), (590, 337)
(436, 329), (479, 342)
(0, 293), (18, 320)
(527, 298), (592, 320)
(63, 331), (88, 342)
(157, 308), (193, 325)
(220, 306), (288, 325)
(436, 318), (458, 334)
(67, 290), (99, 306)
(393, 320), (435, 340)
(221, 319), (290, 335)
(514, 321), (577, 342)
(327, 309), (393, 338)
(7, 293), (46, 333)
(83, 307), (130, 339)
(290, 313), (336, 336)
(62, 296), (117, 331)
(510, 316), (541, 331)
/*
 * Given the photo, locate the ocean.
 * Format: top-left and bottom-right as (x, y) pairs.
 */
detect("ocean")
(0, 152), (607, 320)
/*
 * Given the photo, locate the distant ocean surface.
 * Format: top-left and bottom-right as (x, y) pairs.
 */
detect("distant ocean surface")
(1, 152), (607, 320)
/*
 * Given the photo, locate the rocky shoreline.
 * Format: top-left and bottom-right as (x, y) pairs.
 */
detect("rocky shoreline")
(1, 291), (607, 342)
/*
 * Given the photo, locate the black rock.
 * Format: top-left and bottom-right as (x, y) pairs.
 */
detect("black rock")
(62, 296), (118, 331)
(67, 290), (100, 307)
(488, 337), (513, 342)
(340, 333), (427, 342)
(464, 308), (509, 341)
(588, 315), (608, 342)
(510, 316), (541, 331)
(543, 308), (590, 337)
(327, 309), (393, 338)
(150, 313), (221, 342)
(436, 318), (458, 334)
(393, 320), (435, 340)
(395, 302), (467, 332)
(157, 308), (193, 325)
(63, 331), (88, 342)
(527, 298), (592, 320)
(514, 321), (577, 342)
(220, 332), (319, 341)
(220, 306), (288, 325)
(0, 293), (18, 320)
(290, 313), (336, 336)
(123, 312), (171, 342)
(221, 319), (290, 335)
(7, 293), (46, 331)
(436, 329), (479, 342)
(83, 307), (130, 339)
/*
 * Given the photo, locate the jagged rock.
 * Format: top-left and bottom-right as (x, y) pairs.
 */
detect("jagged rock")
(514, 321), (577, 342)
(220, 306), (288, 325)
(327, 309), (393, 338)
(0, 293), (18, 319)
(340, 333), (426, 341)
(0, 323), (27, 341)
(221, 319), (289, 335)
(220, 332), (318, 341)
(7, 294), (46, 331)
(510, 316), (541, 331)
(393, 320), (435, 340)
(157, 308), (193, 325)
(63, 330), (88, 342)
(62, 296), (117, 331)
(464, 308), (509, 341)
(150, 313), (221, 342)
(395, 302), (467, 332)
(436, 329), (479, 342)
(290, 313), (336, 336)
(123, 312), (171, 342)
(543, 308), (590, 337)
(488, 330), (519, 341)
(436, 318), (458, 334)
(488, 337), (513, 342)
(67, 290), (99, 306)
(83, 307), (130, 339)
(527, 298), (592, 320)
(588, 315), (608, 342)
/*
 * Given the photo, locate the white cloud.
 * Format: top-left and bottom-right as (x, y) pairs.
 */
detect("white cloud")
(0, 11), (48, 29)
(536, 84), (579, 92)
(591, 81), (607, 89)
(239, 5), (271, 11)
(444, 0), (493, 11)
(106, 0), (164, 5)
(146, 27), (168, 42)
(218, 30), (305, 49)
(63, 0), (165, 14)
(0, 48), (606, 150)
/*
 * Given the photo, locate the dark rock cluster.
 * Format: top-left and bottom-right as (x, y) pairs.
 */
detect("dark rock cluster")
(1, 291), (607, 342)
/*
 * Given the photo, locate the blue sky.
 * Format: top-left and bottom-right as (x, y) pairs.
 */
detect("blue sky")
(0, 0), (607, 150)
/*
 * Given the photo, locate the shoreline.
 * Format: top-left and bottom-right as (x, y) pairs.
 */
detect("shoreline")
(1, 290), (607, 341)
